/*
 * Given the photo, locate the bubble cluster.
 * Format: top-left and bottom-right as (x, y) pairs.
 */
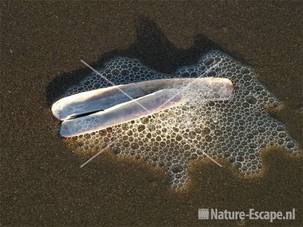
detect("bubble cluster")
(64, 57), (168, 97)
(62, 50), (300, 189)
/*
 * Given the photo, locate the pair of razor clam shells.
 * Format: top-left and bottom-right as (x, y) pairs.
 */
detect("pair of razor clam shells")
(52, 77), (233, 137)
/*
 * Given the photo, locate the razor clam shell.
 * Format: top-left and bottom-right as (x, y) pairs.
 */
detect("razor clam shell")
(52, 77), (232, 121)
(60, 88), (184, 137)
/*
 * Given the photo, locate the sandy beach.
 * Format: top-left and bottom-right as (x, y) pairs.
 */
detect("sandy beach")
(1, 1), (302, 226)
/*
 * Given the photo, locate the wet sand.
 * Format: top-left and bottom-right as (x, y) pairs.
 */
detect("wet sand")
(1, 1), (303, 226)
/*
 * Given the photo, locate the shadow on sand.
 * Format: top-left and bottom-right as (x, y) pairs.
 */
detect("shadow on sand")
(46, 17), (247, 105)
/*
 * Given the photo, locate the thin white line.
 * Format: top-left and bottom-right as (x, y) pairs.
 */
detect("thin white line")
(80, 59), (224, 169)
(80, 142), (222, 168)
(79, 59), (151, 168)
(80, 59), (151, 113)
(154, 60), (225, 168)
(156, 61), (222, 116)
(203, 152), (223, 167)
(80, 145), (111, 168)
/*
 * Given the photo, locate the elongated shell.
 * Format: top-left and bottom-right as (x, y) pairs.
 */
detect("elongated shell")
(52, 78), (232, 121)
(52, 77), (233, 137)
(60, 88), (183, 137)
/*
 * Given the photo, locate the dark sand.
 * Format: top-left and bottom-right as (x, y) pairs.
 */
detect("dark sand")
(1, 1), (303, 226)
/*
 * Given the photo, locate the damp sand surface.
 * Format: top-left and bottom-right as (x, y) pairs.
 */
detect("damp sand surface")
(1, 1), (303, 226)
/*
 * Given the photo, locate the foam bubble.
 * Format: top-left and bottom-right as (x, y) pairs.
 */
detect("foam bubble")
(61, 50), (300, 189)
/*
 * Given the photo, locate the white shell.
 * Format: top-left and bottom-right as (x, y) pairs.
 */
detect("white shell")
(51, 77), (233, 137)
(60, 89), (183, 137)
